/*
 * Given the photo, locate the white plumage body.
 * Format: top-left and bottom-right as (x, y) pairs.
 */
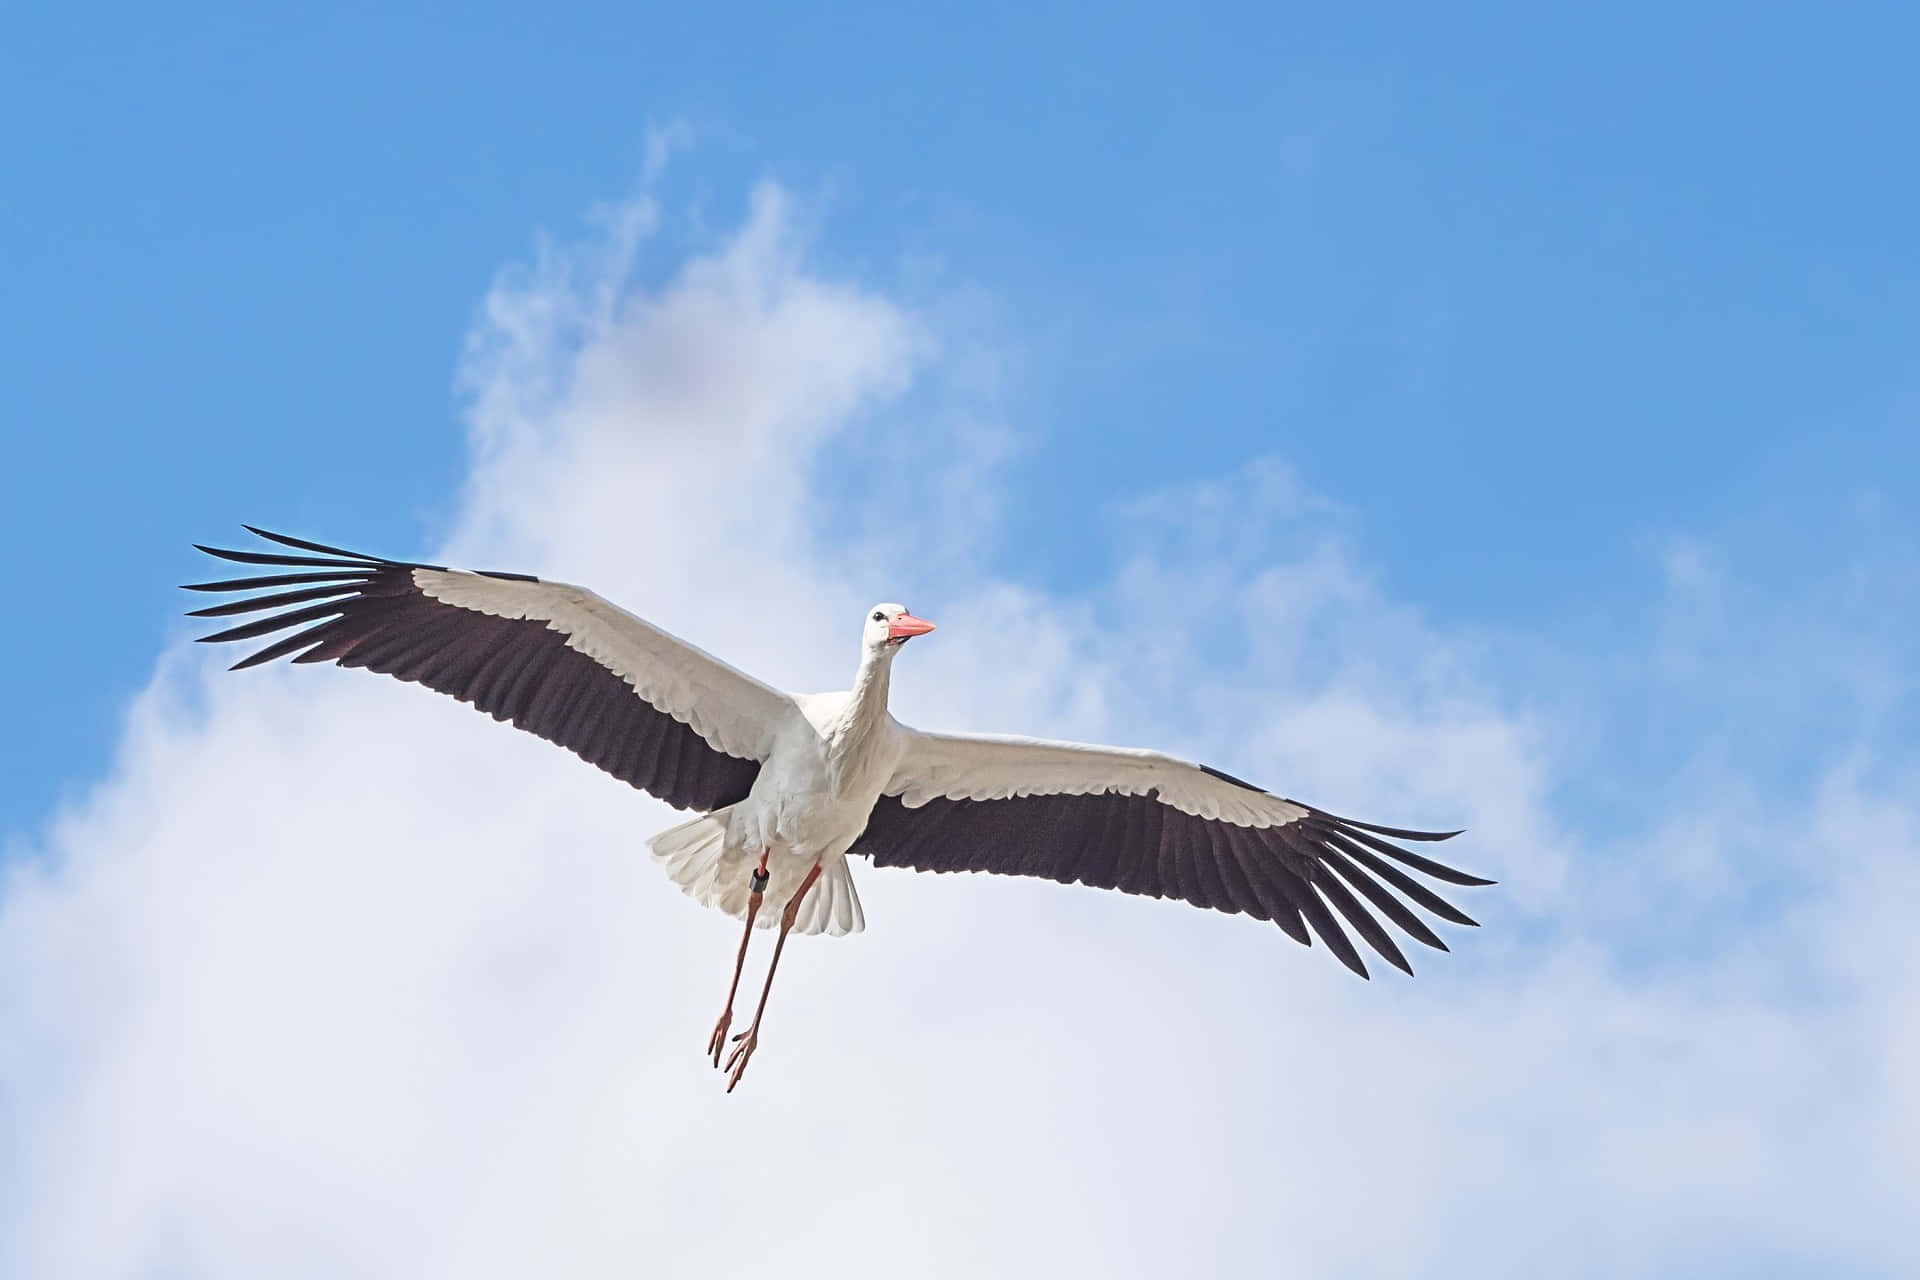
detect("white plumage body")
(649, 685), (908, 938)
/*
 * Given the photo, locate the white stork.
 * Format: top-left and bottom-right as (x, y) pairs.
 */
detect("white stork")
(187, 528), (1492, 1090)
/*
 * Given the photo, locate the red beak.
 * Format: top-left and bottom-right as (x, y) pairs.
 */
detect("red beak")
(888, 612), (937, 639)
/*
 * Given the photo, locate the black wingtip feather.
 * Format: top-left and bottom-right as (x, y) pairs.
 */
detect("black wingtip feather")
(1322, 831), (1483, 928)
(239, 526), (392, 563)
(226, 620), (341, 669)
(1313, 870), (1415, 976)
(181, 570), (381, 593)
(1318, 847), (1451, 953)
(193, 545), (383, 570)
(1308, 808), (1465, 842)
(195, 600), (351, 645)
(1317, 815), (1495, 887)
(184, 584), (366, 618)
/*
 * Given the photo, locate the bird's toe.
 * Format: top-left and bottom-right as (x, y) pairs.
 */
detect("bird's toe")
(706, 1011), (733, 1068)
(724, 1032), (758, 1092)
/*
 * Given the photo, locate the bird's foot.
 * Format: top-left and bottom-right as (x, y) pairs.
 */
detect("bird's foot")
(724, 1028), (759, 1093)
(706, 1009), (733, 1069)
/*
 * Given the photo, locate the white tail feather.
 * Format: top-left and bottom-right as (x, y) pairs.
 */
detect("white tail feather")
(646, 808), (864, 937)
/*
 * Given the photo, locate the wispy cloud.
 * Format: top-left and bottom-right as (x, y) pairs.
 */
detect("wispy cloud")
(2, 184), (1914, 1278)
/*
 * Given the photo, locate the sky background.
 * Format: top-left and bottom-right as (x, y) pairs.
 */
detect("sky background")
(3, 3), (1917, 1277)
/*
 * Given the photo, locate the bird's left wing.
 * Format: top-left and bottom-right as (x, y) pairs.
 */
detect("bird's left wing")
(185, 527), (802, 812)
(849, 727), (1493, 978)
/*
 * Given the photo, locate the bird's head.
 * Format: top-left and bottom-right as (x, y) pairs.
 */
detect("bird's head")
(863, 602), (936, 655)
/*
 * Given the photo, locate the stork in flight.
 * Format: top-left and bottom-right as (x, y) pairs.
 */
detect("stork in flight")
(186, 528), (1492, 1091)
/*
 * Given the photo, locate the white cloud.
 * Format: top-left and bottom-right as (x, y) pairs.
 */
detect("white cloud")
(641, 118), (693, 188)
(3, 183), (1916, 1278)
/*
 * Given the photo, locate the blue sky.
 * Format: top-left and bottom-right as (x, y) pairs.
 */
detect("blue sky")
(8, 0), (1916, 835)
(4, 3), (1918, 1276)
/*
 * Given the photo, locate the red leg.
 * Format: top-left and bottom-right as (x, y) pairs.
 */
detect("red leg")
(707, 849), (770, 1068)
(724, 859), (823, 1093)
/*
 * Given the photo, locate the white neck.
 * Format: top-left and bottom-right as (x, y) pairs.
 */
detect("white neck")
(844, 643), (895, 728)
(826, 644), (896, 787)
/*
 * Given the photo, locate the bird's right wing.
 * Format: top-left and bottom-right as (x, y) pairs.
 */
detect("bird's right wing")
(185, 527), (802, 812)
(850, 726), (1492, 979)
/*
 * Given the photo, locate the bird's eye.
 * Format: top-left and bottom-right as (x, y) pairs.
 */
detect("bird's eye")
(872, 611), (885, 622)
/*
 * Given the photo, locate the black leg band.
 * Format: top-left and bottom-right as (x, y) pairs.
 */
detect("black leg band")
(750, 868), (770, 894)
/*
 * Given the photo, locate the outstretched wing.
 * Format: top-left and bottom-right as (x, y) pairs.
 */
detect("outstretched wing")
(849, 727), (1492, 978)
(185, 527), (800, 812)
